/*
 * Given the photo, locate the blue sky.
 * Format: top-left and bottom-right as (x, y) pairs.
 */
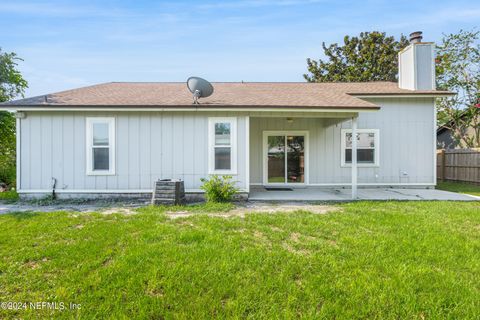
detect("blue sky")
(1, 0), (479, 97)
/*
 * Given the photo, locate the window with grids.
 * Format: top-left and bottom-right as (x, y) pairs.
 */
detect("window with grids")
(208, 117), (237, 174)
(341, 129), (379, 166)
(86, 118), (115, 175)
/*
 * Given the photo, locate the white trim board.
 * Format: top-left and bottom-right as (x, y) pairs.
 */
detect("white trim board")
(16, 117), (21, 191)
(18, 188), (249, 194)
(85, 117), (116, 176)
(245, 116), (250, 193)
(0, 107), (379, 113)
(208, 117), (238, 175)
(250, 183), (435, 187)
(340, 128), (380, 167)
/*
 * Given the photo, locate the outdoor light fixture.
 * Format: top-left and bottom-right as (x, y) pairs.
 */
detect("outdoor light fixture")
(286, 117), (293, 123)
(14, 112), (26, 119)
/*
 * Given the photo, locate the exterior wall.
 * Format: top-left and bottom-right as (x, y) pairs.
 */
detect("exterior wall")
(18, 112), (249, 194)
(415, 44), (435, 90)
(17, 97), (436, 195)
(399, 43), (435, 90)
(399, 45), (415, 90)
(250, 97), (436, 185)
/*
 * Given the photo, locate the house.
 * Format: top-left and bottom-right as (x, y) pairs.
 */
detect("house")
(437, 114), (479, 149)
(0, 34), (453, 200)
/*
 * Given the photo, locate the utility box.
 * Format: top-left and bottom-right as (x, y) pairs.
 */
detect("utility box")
(152, 179), (186, 205)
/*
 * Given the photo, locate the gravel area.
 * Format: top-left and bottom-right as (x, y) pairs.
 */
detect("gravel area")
(1, 201), (338, 217)
(0, 201), (146, 215)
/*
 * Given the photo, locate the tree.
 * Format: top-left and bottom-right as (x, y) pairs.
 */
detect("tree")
(304, 31), (409, 82)
(436, 29), (480, 148)
(0, 48), (28, 186)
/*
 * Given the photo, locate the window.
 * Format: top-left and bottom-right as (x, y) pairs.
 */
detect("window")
(86, 118), (115, 175)
(208, 117), (237, 174)
(341, 129), (379, 167)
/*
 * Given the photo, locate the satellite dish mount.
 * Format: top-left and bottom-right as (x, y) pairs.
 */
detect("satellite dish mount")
(187, 77), (214, 104)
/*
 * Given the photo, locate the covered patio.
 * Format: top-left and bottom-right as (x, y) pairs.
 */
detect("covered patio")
(248, 186), (479, 201)
(248, 112), (364, 199)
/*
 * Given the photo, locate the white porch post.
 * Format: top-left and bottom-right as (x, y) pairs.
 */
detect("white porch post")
(351, 116), (358, 199)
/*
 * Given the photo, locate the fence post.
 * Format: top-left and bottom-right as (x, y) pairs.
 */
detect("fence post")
(441, 149), (446, 181)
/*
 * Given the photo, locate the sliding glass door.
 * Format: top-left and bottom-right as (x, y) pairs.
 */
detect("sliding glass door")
(265, 132), (306, 184)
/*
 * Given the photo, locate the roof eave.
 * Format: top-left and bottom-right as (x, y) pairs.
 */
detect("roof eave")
(0, 104), (380, 112)
(350, 92), (455, 98)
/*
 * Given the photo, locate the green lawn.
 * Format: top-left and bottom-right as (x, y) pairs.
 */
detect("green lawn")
(1, 202), (480, 319)
(436, 181), (480, 196)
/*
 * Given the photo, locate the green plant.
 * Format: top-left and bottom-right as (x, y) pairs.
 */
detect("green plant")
(200, 175), (239, 203)
(304, 31), (409, 82)
(0, 165), (15, 187)
(0, 190), (18, 202)
(436, 29), (480, 148)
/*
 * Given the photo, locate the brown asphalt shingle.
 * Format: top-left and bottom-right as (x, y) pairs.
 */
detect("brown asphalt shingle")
(0, 81), (452, 109)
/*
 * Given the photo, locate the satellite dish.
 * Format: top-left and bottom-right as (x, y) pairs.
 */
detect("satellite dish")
(187, 77), (214, 104)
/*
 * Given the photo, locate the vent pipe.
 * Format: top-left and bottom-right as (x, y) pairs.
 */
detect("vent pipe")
(409, 31), (423, 43)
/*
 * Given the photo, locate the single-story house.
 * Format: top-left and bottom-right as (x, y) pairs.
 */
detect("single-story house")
(437, 114), (479, 149)
(0, 36), (453, 200)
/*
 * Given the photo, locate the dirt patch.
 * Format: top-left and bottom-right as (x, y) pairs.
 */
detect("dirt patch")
(167, 211), (195, 219)
(23, 257), (49, 270)
(99, 207), (137, 215)
(290, 232), (301, 243)
(146, 287), (164, 298)
(102, 256), (113, 267)
(282, 243), (311, 256)
(166, 203), (339, 219)
(270, 226), (283, 232)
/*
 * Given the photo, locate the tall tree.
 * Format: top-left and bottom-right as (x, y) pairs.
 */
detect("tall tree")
(436, 29), (480, 148)
(0, 48), (28, 186)
(304, 31), (409, 82)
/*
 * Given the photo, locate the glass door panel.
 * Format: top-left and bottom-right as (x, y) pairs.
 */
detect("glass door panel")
(286, 136), (305, 183)
(267, 136), (285, 183)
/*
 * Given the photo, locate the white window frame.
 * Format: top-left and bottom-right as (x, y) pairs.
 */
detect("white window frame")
(341, 129), (379, 167)
(86, 117), (116, 175)
(208, 117), (237, 175)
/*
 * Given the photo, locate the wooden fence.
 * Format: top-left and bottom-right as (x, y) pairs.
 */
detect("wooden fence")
(437, 148), (480, 184)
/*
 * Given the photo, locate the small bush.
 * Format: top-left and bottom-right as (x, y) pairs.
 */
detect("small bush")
(0, 165), (16, 187)
(0, 190), (18, 201)
(200, 175), (239, 203)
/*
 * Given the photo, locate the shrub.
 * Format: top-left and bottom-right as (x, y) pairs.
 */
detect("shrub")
(200, 175), (239, 203)
(0, 165), (16, 187)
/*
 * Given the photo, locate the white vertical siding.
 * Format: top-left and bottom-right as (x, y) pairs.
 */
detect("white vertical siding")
(19, 98), (435, 193)
(20, 112), (249, 192)
(250, 98), (435, 185)
(399, 43), (435, 90)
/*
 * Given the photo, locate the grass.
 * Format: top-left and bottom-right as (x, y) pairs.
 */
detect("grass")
(0, 190), (18, 202)
(0, 201), (480, 319)
(436, 181), (480, 196)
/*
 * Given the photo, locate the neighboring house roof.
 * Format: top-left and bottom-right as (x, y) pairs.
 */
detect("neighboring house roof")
(0, 81), (453, 110)
(437, 112), (479, 134)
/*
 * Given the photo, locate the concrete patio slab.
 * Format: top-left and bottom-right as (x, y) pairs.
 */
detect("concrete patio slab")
(248, 187), (480, 202)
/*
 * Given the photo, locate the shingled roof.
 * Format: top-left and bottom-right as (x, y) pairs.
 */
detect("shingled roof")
(0, 81), (453, 110)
